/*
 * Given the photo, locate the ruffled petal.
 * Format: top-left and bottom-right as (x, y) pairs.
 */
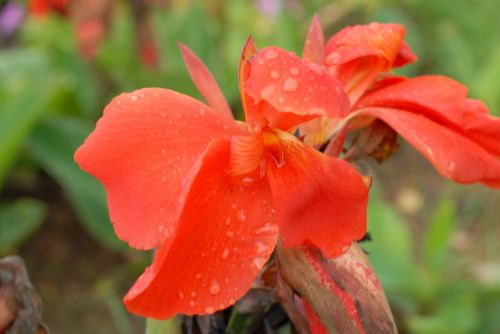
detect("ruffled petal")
(179, 43), (233, 119)
(356, 75), (500, 155)
(325, 23), (415, 103)
(244, 46), (349, 131)
(352, 107), (500, 187)
(303, 15), (325, 65)
(74, 88), (245, 249)
(124, 139), (278, 318)
(265, 133), (369, 257)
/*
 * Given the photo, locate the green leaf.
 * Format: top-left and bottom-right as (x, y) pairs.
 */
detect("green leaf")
(363, 188), (418, 294)
(27, 117), (126, 251)
(423, 197), (456, 271)
(145, 318), (181, 334)
(0, 79), (56, 186)
(0, 199), (47, 254)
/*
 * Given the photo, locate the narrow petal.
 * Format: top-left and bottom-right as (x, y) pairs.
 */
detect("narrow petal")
(124, 140), (279, 319)
(238, 36), (259, 124)
(74, 88), (245, 249)
(325, 23), (415, 103)
(356, 75), (500, 155)
(352, 107), (500, 187)
(303, 15), (325, 65)
(265, 133), (369, 257)
(179, 43), (233, 119)
(244, 46), (349, 131)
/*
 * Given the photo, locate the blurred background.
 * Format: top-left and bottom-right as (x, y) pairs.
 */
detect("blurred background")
(0, 0), (499, 333)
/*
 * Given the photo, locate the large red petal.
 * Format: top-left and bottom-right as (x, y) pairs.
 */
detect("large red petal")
(356, 75), (500, 155)
(325, 23), (415, 103)
(352, 107), (500, 187)
(265, 133), (369, 258)
(74, 88), (245, 249)
(124, 140), (279, 318)
(179, 43), (233, 119)
(244, 46), (349, 131)
(303, 15), (325, 65)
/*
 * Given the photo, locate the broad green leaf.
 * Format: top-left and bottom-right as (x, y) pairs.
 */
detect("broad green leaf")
(0, 198), (47, 254)
(27, 117), (125, 251)
(363, 189), (418, 294)
(423, 197), (456, 271)
(0, 80), (57, 186)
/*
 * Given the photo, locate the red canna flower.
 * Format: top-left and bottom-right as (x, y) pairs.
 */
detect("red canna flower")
(74, 38), (370, 318)
(28, 0), (68, 17)
(300, 16), (500, 187)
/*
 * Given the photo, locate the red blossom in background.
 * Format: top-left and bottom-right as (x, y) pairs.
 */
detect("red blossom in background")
(300, 17), (500, 187)
(74, 38), (370, 318)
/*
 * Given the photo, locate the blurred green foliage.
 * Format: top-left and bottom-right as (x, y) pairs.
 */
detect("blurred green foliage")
(0, 0), (499, 333)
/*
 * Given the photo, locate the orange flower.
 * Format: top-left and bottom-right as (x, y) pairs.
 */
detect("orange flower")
(300, 16), (500, 187)
(74, 39), (369, 318)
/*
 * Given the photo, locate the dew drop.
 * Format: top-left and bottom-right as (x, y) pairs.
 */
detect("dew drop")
(191, 292), (197, 297)
(225, 230), (234, 238)
(131, 94), (138, 101)
(264, 49), (278, 59)
(205, 306), (215, 313)
(209, 279), (221, 295)
(177, 291), (184, 299)
(237, 209), (247, 221)
(221, 248), (230, 259)
(282, 78), (298, 92)
(270, 70), (280, 79)
(224, 217), (232, 226)
(447, 161), (456, 172)
(189, 300), (195, 307)
(290, 67), (299, 75)
(260, 84), (276, 98)
(195, 273), (202, 279)
(199, 108), (206, 115)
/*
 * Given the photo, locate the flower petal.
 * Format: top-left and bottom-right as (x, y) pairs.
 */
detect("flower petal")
(352, 107), (500, 187)
(356, 75), (500, 155)
(74, 88), (244, 249)
(179, 43), (233, 119)
(265, 133), (369, 257)
(124, 140), (279, 318)
(244, 46), (349, 131)
(325, 23), (415, 103)
(303, 15), (325, 65)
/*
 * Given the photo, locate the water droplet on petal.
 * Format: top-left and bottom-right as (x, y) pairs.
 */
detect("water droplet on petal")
(225, 230), (234, 238)
(209, 279), (221, 295)
(447, 161), (456, 172)
(282, 78), (298, 92)
(177, 291), (184, 299)
(290, 67), (299, 75)
(200, 108), (206, 115)
(264, 49), (278, 59)
(189, 300), (195, 307)
(260, 84), (276, 98)
(224, 217), (231, 225)
(131, 94), (138, 101)
(191, 292), (197, 297)
(195, 273), (202, 279)
(237, 209), (247, 221)
(270, 70), (280, 79)
(221, 248), (230, 259)
(205, 306), (215, 313)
